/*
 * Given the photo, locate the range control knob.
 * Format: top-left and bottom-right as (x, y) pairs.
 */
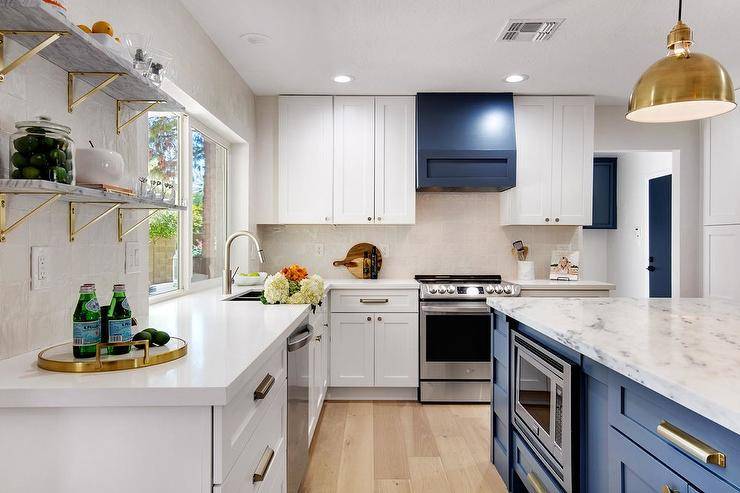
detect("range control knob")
(494, 284), (504, 295)
(503, 284), (513, 295)
(484, 284), (495, 294)
(446, 285), (456, 294)
(428, 285), (438, 294)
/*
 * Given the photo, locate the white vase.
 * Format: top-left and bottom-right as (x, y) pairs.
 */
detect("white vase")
(517, 261), (535, 281)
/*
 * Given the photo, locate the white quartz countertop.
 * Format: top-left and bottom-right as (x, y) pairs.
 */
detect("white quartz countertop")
(513, 279), (615, 290)
(487, 297), (740, 435)
(0, 286), (310, 408)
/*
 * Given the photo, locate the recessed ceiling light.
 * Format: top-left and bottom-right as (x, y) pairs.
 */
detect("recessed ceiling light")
(333, 74), (355, 83)
(504, 73), (529, 83)
(240, 32), (271, 45)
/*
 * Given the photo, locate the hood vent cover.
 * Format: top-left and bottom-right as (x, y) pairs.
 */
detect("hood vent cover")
(498, 19), (564, 42)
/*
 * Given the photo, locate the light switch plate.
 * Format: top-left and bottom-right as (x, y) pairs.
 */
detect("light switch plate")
(31, 246), (51, 290)
(125, 242), (142, 274)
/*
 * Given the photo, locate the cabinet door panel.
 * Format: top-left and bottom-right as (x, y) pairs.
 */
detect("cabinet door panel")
(330, 312), (374, 387)
(703, 225), (740, 301)
(278, 96), (334, 224)
(551, 96), (594, 225)
(502, 96), (553, 224)
(704, 92), (740, 225)
(333, 96), (375, 224)
(374, 96), (416, 224)
(374, 312), (418, 387)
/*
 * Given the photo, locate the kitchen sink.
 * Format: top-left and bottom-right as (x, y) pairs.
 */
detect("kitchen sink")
(226, 290), (264, 301)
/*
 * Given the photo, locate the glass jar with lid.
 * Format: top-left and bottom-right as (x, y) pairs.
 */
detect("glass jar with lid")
(8, 116), (75, 184)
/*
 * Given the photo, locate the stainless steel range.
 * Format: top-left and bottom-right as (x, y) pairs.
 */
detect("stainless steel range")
(416, 275), (521, 403)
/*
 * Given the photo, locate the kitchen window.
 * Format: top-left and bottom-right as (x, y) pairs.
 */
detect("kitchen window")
(148, 113), (229, 299)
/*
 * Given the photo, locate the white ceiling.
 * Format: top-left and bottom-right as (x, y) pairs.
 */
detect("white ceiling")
(180, 0), (739, 104)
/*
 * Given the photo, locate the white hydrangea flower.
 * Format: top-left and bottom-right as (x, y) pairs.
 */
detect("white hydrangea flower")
(288, 275), (325, 305)
(263, 272), (290, 304)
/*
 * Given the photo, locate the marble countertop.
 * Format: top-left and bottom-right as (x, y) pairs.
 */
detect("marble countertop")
(512, 279), (615, 290)
(487, 297), (740, 435)
(0, 286), (309, 408)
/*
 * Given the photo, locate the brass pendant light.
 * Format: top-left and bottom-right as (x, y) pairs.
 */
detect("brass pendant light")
(626, 0), (736, 123)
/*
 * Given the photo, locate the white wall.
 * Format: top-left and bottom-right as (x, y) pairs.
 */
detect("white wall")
(0, 1), (257, 360)
(594, 106), (701, 296)
(581, 229), (608, 282)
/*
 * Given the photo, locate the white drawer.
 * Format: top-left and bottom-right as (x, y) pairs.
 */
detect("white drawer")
(214, 345), (287, 484)
(214, 379), (287, 493)
(330, 289), (418, 313)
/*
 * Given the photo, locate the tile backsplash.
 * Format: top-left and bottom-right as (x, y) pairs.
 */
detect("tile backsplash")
(257, 193), (581, 279)
(0, 39), (149, 360)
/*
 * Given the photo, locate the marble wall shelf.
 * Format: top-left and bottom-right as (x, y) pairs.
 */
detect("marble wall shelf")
(0, 0), (183, 112)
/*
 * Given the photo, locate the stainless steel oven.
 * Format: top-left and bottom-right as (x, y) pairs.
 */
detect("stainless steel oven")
(511, 330), (577, 493)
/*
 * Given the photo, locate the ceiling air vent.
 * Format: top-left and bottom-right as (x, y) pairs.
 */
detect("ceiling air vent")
(498, 19), (564, 42)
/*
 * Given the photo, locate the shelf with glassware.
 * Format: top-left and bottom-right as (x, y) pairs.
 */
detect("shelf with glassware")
(0, 0), (183, 132)
(0, 179), (185, 243)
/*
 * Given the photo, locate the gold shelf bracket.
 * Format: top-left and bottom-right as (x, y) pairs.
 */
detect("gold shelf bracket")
(118, 207), (162, 242)
(69, 201), (122, 242)
(68, 72), (124, 112)
(116, 99), (163, 134)
(0, 192), (63, 243)
(0, 31), (68, 82)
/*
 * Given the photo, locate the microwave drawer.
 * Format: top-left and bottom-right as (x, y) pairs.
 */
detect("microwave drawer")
(512, 431), (564, 493)
(330, 289), (419, 313)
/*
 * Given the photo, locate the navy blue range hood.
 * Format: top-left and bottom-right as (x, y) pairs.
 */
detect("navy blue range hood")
(416, 92), (516, 191)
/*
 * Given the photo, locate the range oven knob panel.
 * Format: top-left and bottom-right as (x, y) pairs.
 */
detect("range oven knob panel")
(503, 284), (513, 294)
(484, 284), (495, 294)
(428, 285), (437, 294)
(446, 285), (456, 294)
(494, 285), (504, 294)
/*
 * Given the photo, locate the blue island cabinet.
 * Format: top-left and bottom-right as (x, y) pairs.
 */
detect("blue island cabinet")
(491, 311), (511, 489)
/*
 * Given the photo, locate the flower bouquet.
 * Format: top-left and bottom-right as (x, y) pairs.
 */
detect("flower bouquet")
(261, 264), (325, 310)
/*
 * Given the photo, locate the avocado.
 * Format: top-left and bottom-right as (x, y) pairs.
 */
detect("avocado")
(151, 331), (170, 347)
(132, 331), (152, 349)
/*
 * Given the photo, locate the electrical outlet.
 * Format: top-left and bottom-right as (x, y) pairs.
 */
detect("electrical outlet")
(314, 243), (324, 256)
(125, 242), (142, 274)
(31, 246), (51, 290)
(379, 244), (389, 257)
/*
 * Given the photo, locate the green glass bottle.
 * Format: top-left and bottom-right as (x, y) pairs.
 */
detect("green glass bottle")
(106, 284), (132, 355)
(72, 284), (101, 358)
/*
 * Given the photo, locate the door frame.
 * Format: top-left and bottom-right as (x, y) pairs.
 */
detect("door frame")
(645, 172), (672, 297)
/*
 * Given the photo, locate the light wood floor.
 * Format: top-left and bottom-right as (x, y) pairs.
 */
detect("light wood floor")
(300, 401), (507, 493)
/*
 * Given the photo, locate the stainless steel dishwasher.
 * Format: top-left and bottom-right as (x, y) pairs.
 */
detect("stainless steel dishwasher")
(287, 320), (313, 493)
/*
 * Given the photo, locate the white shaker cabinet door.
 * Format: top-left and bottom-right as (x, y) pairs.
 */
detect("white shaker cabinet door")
(501, 96), (554, 225)
(703, 225), (740, 301)
(374, 96), (416, 224)
(374, 312), (419, 387)
(703, 91), (740, 226)
(330, 312), (374, 387)
(278, 96), (334, 224)
(551, 96), (594, 225)
(333, 96), (376, 224)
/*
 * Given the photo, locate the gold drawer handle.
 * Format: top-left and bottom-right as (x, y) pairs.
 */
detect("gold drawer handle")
(253, 373), (275, 400)
(657, 420), (726, 468)
(662, 485), (679, 493)
(360, 298), (389, 304)
(252, 446), (275, 483)
(526, 471), (547, 493)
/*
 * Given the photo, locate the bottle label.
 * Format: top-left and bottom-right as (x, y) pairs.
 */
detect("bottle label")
(73, 321), (101, 346)
(107, 318), (132, 343)
(85, 299), (100, 312)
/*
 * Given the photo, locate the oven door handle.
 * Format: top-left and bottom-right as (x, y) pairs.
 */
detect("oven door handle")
(421, 303), (490, 314)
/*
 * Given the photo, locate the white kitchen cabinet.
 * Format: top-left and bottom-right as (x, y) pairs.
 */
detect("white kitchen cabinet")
(330, 312), (375, 387)
(374, 312), (418, 387)
(374, 96), (416, 224)
(501, 95), (594, 225)
(702, 90), (740, 226)
(278, 96), (334, 224)
(333, 96), (376, 224)
(308, 297), (329, 443)
(703, 225), (740, 301)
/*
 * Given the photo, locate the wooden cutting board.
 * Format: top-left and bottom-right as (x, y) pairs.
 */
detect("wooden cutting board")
(332, 242), (382, 279)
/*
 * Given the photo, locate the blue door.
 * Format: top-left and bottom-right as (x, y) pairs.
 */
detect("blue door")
(648, 175), (671, 298)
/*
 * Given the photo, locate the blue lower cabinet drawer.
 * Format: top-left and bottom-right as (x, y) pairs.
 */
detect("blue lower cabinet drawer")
(512, 431), (564, 493)
(609, 426), (690, 493)
(609, 372), (740, 492)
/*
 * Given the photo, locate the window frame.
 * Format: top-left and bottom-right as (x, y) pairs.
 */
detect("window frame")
(149, 113), (231, 303)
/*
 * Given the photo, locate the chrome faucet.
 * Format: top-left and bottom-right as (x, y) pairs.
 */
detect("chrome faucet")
(223, 230), (265, 295)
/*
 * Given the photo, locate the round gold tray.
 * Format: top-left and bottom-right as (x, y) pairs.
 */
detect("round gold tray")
(37, 338), (187, 373)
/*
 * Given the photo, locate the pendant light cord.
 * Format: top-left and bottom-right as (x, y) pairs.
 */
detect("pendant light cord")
(678, 0), (683, 21)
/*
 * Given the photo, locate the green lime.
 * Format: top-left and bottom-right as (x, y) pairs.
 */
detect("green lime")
(48, 149), (65, 166)
(51, 167), (67, 183)
(40, 136), (56, 151)
(143, 328), (158, 336)
(13, 135), (39, 155)
(29, 154), (47, 168)
(11, 152), (27, 168)
(132, 331), (152, 349)
(11, 169), (22, 179)
(21, 166), (40, 179)
(151, 331), (170, 347)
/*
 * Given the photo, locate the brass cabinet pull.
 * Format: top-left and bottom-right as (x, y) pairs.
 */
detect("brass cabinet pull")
(377, 316), (383, 322)
(661, 485), (678, 493)
(252, 446), (275, 483)
(253, 373), (275, 400)
(526, 471), (547, 493)
(360, 298), (389, 304)
(656, 420), (726, 468)
(315, 334), (322, 342)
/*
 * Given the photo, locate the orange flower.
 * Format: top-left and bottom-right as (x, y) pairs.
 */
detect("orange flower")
(281, 264), (308, 282)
